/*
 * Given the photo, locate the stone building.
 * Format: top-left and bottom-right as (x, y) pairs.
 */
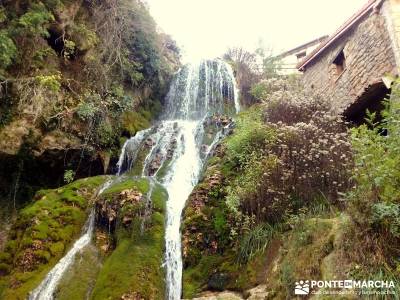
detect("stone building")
(297, 0), (400, 124)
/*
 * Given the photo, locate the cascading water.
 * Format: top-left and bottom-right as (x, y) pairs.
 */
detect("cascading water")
(119, 59), (240, 299)
(29, 58), (239, 300)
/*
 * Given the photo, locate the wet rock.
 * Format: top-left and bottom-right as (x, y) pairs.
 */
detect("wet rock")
(207, 272), (230, 291)
(166, 137), (178, 159)
(201, 144), (209, 153)
(144, 138), (154, 147)
(95, 230), (111, 254)
(148, 153), (164, 176)
(96, 187), (144, 230)
(119, 189), (142, 206)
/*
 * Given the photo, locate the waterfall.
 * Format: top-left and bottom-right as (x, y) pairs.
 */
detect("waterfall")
(119, 58), (240, 299)
(29, 58), (239, 300)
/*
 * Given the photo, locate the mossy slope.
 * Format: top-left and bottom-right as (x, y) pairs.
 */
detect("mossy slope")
(0, 176), (106, 300)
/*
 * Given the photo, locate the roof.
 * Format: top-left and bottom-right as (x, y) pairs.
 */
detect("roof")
(297, 0), (383, 71)
(276, 35), (329, 59)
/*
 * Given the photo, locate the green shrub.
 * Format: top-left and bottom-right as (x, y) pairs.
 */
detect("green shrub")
(49, 242), (64, 256)
(250, 82), (270, 101)
(63, 40), (75, 59)
(121, 111), (151, 135)
(0, 30), (17, 69)
(17, 3), (54, 37)
(63, 169), (75, 184)
(349, 86), (400, 246)
(69, 23), (98, 51)
(33, 46), (57, 66)
(76, 102), (99, 121)
(226, 106), (274, 165)
(372, 202), (400, 237)
(33, 250), (51, 262)
(0, 7), (6, 23)
(35, 73), (62, 92)
(225, 96), (352, 223)
(95, 121), (114, 147)
(0, 263), (11, 275)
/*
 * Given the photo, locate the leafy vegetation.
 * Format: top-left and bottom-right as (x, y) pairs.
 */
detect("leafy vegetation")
(0, 30), (17, 69)
(343, 82), (400, 286)
(224, 80), (352, 224)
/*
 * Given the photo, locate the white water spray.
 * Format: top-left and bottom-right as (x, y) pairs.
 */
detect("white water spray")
(125, 59), (239, 299)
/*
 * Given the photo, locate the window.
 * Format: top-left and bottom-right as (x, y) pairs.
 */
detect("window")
(333, 50), (346, 75)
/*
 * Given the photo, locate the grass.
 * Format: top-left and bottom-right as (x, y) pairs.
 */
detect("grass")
(237, 223), (278, 265)
(0, 176), (107, 300)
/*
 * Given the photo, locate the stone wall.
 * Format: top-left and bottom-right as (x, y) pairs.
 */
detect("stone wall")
(301, 8), (397, 114)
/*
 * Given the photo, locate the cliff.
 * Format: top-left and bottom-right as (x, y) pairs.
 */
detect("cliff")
(0, 0), (180, 210)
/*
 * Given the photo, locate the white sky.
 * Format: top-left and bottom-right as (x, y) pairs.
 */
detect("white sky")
(146, 0), (367, 62)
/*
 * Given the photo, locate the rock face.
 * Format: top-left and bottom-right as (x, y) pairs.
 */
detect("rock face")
(96, 187), (144, 230)
(182, 168), (224, 261)
(0, 127), (105, 211)
(0, 0), (180, 213)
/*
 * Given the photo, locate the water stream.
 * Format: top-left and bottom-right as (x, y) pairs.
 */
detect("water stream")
(29, 59), (239, 300)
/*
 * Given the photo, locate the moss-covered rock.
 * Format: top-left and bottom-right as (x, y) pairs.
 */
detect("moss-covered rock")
(183, 250), (269, 299)
(90, 178), (168, 300)
(0, 176), (107, 300)
(262, 216), (353, 299)
(54, 244), (102, 300)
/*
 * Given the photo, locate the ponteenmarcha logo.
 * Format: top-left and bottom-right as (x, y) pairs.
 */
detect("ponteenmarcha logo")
(295, 280), (310, 295)
(294, 279), (395, 296)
